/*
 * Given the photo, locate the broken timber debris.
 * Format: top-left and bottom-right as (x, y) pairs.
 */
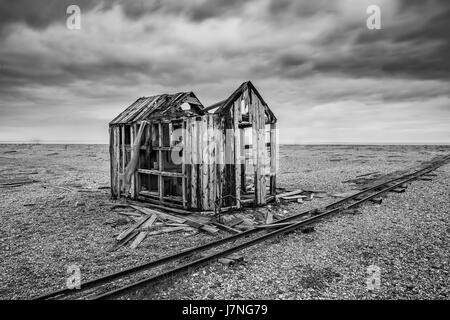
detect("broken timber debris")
(211, 222), (241, 234)
(129, 213), (157, 249)
(130, 205), (218, 234)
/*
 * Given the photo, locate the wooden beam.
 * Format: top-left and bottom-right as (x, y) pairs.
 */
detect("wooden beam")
(270, 122), (277, 196)
(234, 101), (241, 209)
(137, 169), (185, 177)
(109, 126), (117, 198)
(158, 122), (163, 203)
(129, 214), (157, 249)
(131, 205), (219, 234)
(211, 221), (241, 234)
(201, 116), (209, 210)
(115, 126), (121, 196)
(191, 119), (198, 209)
(130, 125), (135, 198)
(182, 120), (187, 208)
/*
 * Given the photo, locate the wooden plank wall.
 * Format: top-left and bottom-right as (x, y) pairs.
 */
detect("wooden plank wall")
(109, 125), (122, 198)
(249, 88), (267, 205)
(109, 101), (276, 210)
(270, 122), (277, 195)
(109, 126), (117, 198)
(184, 114), (225, 211)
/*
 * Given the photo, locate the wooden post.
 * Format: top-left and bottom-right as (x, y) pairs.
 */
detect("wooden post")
(130, 124), (135, 198)
(251, 91), (259, 205)
(259, 107), (266, 204)
(234, 100), (241, 208)
(201, 116), (209, 210)
(115, 126), (121, 197)
(109, 126), (117, 198)
(121, 126), (125, 174)
(208, 115), (216, 209)
(158, 122), (163, 203)
(215, 117), (224, 211)
(181, 120), (186, 209)
(191, 119), (198, 209)
(169, 122), (173, 147)
(270, 122), (277, 196)
(240, 127), (246, 190)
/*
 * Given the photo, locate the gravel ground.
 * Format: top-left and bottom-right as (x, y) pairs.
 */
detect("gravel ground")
(0, 144), (449, 299)
(145, 158), (450, 300)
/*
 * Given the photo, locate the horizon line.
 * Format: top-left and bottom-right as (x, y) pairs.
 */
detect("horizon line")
(1, 141), (450, 146)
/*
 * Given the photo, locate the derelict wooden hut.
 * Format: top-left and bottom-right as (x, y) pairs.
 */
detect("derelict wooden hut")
(109, 81), (277, 212)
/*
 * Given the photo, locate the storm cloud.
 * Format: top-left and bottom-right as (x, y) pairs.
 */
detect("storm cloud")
(0, 0), (448, 143)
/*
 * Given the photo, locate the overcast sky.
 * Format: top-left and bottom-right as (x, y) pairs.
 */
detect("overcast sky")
(0, 0), (448, 144)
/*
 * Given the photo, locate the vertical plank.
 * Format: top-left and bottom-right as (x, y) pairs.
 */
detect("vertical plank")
(168, 122), (173, 147)
(233, 100), (241, 208)
(215, 116), (223, 210)
(225, 109), (235, 207)
(181, 120), (187, 208)
(240, 128), (246, 191)
(259, 105), (266, 203)
(208, 115), (216, 208)
(158, 122), (163, 203)
(109, 126), (117, 198)
(251, 90), (259, 204)
(201, 116), (209, 210)
(115, 126), (121, 197)
(130, 124), (135, 198)
(270, 122), (277, 196)
(191, 119), (198, 209)
(121, 126), (125, 174)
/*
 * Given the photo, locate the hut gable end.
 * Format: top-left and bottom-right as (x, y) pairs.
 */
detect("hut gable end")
(209, 81), (277, 124)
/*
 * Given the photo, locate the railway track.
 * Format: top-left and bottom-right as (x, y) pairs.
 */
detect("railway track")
(34, 154), (450, 300)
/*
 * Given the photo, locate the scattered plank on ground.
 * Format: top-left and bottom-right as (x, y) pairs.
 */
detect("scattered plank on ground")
(265, 211), (273, 224)
(116, 215), (151, 241)
(211, 221), (241, 234)
(129, 213), (158, 249)
(130, 205), (219, 234)
(275, 189), (303, 199)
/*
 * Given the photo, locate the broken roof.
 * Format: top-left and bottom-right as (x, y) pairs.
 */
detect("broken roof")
(207, 81), (277, 123)
(110, 91), (205, 125)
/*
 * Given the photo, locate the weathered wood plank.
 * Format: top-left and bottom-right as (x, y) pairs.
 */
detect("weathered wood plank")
(181, 120), (187, 208)
(201, 116), (209, 210)
(270, 122), (277, 195)
(158, 122), (163, 203)
(115, 126), (121, 196)
(116, 215), (150, 241)
(259, 102), (266, 204)
(130, 124), (135, 198)
(191, 118), (198, 208)
(129, 213), (157, 249)
(234, 100), (241, 208)
(208, 115), (216, 209)
(109, 126), (117, 198)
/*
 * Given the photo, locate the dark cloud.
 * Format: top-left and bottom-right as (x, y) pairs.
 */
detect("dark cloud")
(0, 0), (106, 32)
(0, 0), (448, 143)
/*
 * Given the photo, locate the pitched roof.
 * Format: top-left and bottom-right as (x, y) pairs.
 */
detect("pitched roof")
(209, 81), (276, 123)
(110, 92), (205, 125)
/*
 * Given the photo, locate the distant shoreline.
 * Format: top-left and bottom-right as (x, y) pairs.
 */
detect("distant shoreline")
(1, 142), (449, 146)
